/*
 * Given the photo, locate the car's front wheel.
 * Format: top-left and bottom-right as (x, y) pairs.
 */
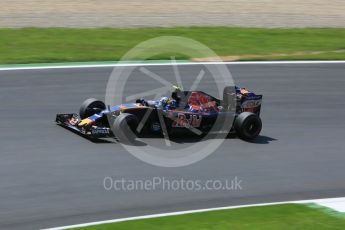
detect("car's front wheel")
(79, 98), (106, 119)
(111, 113), (139, 144)
(234, 112), (262, 140)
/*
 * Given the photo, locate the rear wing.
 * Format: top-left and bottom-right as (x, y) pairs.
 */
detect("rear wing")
(238, 95), (262, 115)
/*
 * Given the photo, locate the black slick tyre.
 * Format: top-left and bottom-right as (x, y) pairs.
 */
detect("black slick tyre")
(112, 113), (139, 144)
(79, 98), (106, 119)
(234, 112), (262, 140)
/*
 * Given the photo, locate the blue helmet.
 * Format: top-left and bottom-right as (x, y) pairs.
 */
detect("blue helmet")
(158, 97), (169, 109)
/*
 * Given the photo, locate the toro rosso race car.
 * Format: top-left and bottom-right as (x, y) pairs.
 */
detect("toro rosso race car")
(56, 86), (263, 143)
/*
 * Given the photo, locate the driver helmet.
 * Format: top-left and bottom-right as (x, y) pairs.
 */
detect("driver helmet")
(158, 96), (169, 109)
(171, 85), (183, 105)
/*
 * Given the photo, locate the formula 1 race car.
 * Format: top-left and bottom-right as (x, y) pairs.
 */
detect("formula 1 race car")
(56, 86), (262, 143)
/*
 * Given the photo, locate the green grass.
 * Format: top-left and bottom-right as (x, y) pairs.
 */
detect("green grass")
(0, 27), (345, 64)
(73, 204), (345, 230)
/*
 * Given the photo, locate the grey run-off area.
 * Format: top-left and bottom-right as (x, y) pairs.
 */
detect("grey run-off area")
(1, 0), (345, 28)
(0, 63), (345, 229)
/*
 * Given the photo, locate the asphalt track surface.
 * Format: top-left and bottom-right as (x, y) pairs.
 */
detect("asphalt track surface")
(1, 63), (345, 229)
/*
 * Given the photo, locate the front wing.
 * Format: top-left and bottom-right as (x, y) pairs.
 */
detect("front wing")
(56, 113), (113, 140)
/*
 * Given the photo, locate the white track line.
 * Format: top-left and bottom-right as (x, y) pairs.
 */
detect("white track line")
(1, 60), (345, 71)
(43, 196), (345, 230)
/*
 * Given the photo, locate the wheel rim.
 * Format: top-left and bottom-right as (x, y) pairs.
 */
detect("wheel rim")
(244, 117), (261, 138)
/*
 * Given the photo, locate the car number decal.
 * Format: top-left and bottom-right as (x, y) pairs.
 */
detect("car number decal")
(172, 113), (202, 128)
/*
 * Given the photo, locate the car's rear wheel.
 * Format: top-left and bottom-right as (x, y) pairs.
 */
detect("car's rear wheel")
(112, 113), (139, 144)
(79, 98), (106, 119)
(234, 112), (262, 140)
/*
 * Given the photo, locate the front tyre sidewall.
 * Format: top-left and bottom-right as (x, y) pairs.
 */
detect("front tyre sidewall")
(112, 113), (139, 144)
(79, 98), (106, 119)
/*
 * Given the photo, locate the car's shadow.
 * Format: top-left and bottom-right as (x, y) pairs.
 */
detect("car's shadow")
(60, 124), (276, 145)
(244, 135), (277, 144)
(85, 133), (277, 145)
(168, 134), (277, 144)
